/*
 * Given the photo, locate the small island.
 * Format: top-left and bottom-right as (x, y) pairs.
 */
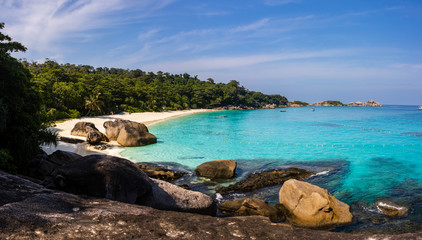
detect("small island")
(288, 100), (383, 107)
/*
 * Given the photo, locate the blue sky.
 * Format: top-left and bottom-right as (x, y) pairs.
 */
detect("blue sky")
(1, 0), (421, 104)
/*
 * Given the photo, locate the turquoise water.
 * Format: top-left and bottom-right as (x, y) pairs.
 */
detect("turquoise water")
(121, 106), (422, 232)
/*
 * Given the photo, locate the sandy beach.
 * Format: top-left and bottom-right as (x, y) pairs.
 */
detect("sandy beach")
(42, 109), (211, 155)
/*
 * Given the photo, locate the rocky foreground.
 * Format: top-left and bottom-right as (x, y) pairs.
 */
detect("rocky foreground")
(1, 170), (421, 240)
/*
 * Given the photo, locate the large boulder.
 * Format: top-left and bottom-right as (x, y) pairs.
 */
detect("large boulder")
(219, 198), (286, 222)
(28, 150), (81, 181)
(103, 119), (149, 140)
(70, 122), (109, 144)
(217, 167), (313, 193)
(195, 160), (237, 179)
(116, 125), (157, 147)
(375, 200), (409, 218)
(49, 155), (152, 204)
(141, 179), (216, 215)
(279, 179), (353, 228)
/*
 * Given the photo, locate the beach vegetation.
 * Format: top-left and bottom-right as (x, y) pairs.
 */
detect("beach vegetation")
(0, 23), (56, 173)
(22, 62), (288, 121)
(290, 101), (309, 106)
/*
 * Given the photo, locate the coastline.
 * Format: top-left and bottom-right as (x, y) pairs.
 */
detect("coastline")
(42, 109), (213, 156)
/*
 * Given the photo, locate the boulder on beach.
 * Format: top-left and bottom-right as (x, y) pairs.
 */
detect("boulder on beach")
(279, 179), (353, 228)
(49, 154), (152, 204)
(195, 160), (237, 179)
(70, 121), (109, 144)
(103, 119), (149, 140)
(375, 200), (409, 218)
(217, 167), (313, 193)
(219, 198), (286, 222)
(103, 119), (156, 147)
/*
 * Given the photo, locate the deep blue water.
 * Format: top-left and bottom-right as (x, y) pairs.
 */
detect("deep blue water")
(120, 106), (422, 233)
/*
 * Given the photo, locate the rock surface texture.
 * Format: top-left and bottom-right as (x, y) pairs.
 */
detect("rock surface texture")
(217, 167), (313, 193)
(49, 154), (152, 204)
(103, 119), (156, 147)
(1, 170), (420, 240)
(195, 160), (237, 179)
(375, 200), (409, 218)
(70, 121), (109, 144)
(137, 164), (187, 182)
(219, 198), (286, 222)
(279, 179), (353, 228)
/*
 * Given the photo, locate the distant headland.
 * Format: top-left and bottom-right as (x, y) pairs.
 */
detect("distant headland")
(288, 100), (382, 107)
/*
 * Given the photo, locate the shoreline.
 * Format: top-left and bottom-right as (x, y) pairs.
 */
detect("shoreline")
(42, 109), (213, 156)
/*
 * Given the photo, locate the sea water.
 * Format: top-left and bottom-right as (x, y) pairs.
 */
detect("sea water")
(120, 106), (422, 232)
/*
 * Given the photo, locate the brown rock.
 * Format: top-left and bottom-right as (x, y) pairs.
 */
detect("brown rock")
(137, 164), (186, 182)
(195, 160), (237, 179)
(217, 167), (313, 193)
(103, 119), (149, 141)
(219, 198), (286, 222)
(279, 179), (353, 228)
(70, 122), (108, 143)
(375, 200), (409, 218)
(116, 125), (157, 147)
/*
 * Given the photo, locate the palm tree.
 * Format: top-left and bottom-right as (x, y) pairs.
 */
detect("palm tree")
(85, 92), (103, 116)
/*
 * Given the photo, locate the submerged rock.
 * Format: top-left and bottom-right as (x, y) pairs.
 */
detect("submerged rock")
(195, 160), (237, 179)
(375, 200), (409, 218)
(217, 167), (313, 193)
(279, 179), (353, 228)
(137, 164), (187, 182)
(219, 198), (286, 222)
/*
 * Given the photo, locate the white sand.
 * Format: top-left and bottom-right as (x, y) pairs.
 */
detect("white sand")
(42, 109), (211, 156)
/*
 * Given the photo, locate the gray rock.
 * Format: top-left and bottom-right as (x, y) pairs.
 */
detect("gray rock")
(117, 125), (157, 147)
(70, 121), (109, 144)
(195, 160), (237, 179)
(50, 155), (152, 204)
(141, 179), (216, 215)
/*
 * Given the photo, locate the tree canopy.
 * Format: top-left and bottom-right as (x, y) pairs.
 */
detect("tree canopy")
(23, 61), (288, 121)
(0, 23), (55, 173)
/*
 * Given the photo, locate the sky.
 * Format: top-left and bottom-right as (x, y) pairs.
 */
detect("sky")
(1, 0), (422, 105)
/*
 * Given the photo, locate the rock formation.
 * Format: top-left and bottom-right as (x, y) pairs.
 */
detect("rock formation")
(49, 154), (152, 204)
(219, 198), (286, 222)
(195, 160), (237, 179)
(103, 119), (157, 147)
(217, 167), (313, 193)
(137, 164), (187, 182)
(70, 122), (109, 144)
(375, 200), (409, 218)
(347, 100), (382, 107)
(279, 179), (353, 228)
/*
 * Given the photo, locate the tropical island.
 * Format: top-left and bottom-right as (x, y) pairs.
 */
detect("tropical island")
(0, 21), (419, 240)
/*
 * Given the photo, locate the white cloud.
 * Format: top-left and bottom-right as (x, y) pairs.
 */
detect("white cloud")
(0, 0), (174, 53)
(263, 0), (300, 6)
(232, 18), (270, 32)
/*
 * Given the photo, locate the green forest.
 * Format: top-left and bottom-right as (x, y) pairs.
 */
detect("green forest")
(0, 22), (288, 172)
(23, 61), (288, 121)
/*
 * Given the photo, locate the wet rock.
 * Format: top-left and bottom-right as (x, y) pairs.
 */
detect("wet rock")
(195, 160), (237, 179)
(375, 200), (409, 218)
(279, 179), (353, 228)
(137, 164), (187, 182)
(49, 155), (152, 204)
(219, 198), (286, 222)
(217, 167), (313, 193)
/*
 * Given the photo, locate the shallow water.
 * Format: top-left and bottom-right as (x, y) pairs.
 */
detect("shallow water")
(121, 106), (422, 233)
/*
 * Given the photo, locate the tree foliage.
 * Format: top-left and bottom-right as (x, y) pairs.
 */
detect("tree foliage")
(0, 23), (56, 173)
(24, 62), (288, 121)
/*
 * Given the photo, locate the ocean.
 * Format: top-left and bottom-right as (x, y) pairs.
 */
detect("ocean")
(120, 105), (422, 233)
